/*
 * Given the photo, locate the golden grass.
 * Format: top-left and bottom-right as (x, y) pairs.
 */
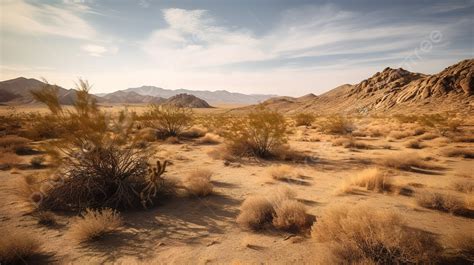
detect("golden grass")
(184, 169), (214, 196)
(267, 165), (295, 181)
(69, 208), (122, 243)
(405, 139), (425, 149)
(417, 191), (470, 217)
(311, 205), (441, 264)
(380, 153), (439, 171)
(452, 180), (474, 193)
(272, 199), (307, 232)
(352, 168), (392, 192)
(441, 147), (474, 158)
(236, 196), (274, 231)
(446, 231), (474, 260)
(196, 133), (221, 145)
(0, 152), (21, 170)
(0, 225), (42, 264)
(388, 130), (412, 140)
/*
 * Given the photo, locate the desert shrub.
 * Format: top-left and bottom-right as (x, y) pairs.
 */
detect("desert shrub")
(294, 113), (316, 127)
(142, 105), (193, 139)
(69, 208), (122, 243)
(311, 205), (441, 264)
(418, 113), (463, 135)
(196, 133), (221, 145)
(0, 152), (21, 170)
(0, 135), (30, 151)
(268, 165), (294, 181)
(318, 115), (355, 134)
(0, 225), (42, 264)
(236, 196), (274, 231)
(135, 128), (157, 142)
(352, 168), (392, 192)
(180, 127), (206, 139)
(223, 107), (287, 158)
(35, 211), (57, 226)
(380, 153), (439, 171)
(30, 156), (45, 168)
(184, 169), (213, 196)
(441, 147), (474, 159)
(452, 180), (474, 193)
(405, 139), (425, 149)
(32, 80), (171, 211)
(417, 191), (470, 216)
(446, 231), (474, 261)
(272, 199), (307, 232)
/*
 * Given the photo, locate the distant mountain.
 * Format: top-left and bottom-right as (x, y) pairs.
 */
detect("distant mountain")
(100, 90), (165, 104)
(163, 93), (212, 108)
(0, 77), (91, 105)
(123, 86), (276, 104)
(238, 59), (473, 114)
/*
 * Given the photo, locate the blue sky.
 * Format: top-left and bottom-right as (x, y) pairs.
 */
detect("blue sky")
(0, 0), (473, 96)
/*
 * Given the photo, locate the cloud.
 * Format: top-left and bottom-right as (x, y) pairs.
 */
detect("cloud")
(0, 0), (96, 39)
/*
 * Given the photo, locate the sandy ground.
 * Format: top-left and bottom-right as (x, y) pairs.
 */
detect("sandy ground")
(0, 116), (473, 264)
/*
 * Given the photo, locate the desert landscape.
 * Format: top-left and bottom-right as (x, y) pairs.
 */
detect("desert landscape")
(1, 1), (473, 265)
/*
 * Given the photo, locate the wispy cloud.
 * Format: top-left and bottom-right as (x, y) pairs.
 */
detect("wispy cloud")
(81, 44), (118, 57)
(0, 0), (96, 39)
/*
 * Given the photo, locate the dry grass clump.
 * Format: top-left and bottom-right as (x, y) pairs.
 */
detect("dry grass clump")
(0, 152), (21, 170)
(352, 168), (392, 192)
(417, 191), (470, 217)
(0, 225), (42, 264)
(405, 139), (425, 149)
(441, 147), (474, 159)
(35, 211), (57, 226)
(317, 115), (355, 134)
(142, 105), (193, 139)
(294, 112), (316, 127)
(180, 127), (206, 139)
(388, 130), (412, 140)
(419, 132), (439, 140)
(196, 133), (221, 145)
(0, 135), (30, 151)
(267, 165), (297, 181)
(272, 199), (307, 232)
(223, 107), (287, 158)
(184, 169), (213, 196)
(165, 136), (181, 144)
(237, 188), (309, 232)
(135, 128), (157, 142)
(332, 137), (371, 149)
(452, 180), (474, 193)
(236, 196), (274, 230)
(445, 231), (474, 261)
(380, 153), (439, 171)
(69, 208), (122, 243)
(311, 205), (441, 264)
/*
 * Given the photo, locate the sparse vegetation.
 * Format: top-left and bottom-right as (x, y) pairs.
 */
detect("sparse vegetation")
(417, 191), (470, 217)
(317, 114), (355, 134)
(380, 153), (440, 171)
(311, 205), (441, 264)
(196, 133), (221, 145)
(441, 147), (474, 158)
(184, 169), (214, 196)
(0, 226), (42, 264)
(142, 105), (193, 139)
(236, 196), (274, 231)
(69, 208), (122, 243)
(294, 113), (316, 127)
(452, 180), (474, 193)
(223, 107), (287, 158)
(272, 199), (307, 232)
(405, 139), (425, 149)
(351, 168), (392, 192)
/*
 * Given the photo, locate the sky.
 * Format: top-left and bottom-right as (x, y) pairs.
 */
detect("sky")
(0, 0), (473, 96)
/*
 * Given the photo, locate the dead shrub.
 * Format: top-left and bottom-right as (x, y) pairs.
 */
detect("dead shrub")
(318, 115), (355, 134)
(441, 148), (474, 159)
(294, 113), (316, 127)
(417, 191), (470, 217)
(236, 196), (275, 231)
(352, 168), (392, 192)
(311, 205), (441, 264)
(0, 153), (21, 170)
(69, 208), (122, 243)
(452, 180), (474, 193)
(196, 133), (221, 145)
(380, 153), (440, 171)
(445, 231), (474, 262)
(272, 199), (307, 232)
(223, 107), (287, 158)
(0, 225), (42, 264)
(142, 105), (193, 139)
(405, 139), (425, 149)
(184, 169), (213, 196)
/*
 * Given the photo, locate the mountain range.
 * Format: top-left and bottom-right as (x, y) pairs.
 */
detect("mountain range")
(1, 58), (472, 113)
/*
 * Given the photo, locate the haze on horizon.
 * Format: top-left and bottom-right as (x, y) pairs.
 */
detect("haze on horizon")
(0, 0), (473, 96)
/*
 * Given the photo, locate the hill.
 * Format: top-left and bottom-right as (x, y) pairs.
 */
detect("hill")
(239, 59), (473, 114)
(100, 90), (165, 104)
(123, 86), (275, 104)
(163, 93), (212, 108)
